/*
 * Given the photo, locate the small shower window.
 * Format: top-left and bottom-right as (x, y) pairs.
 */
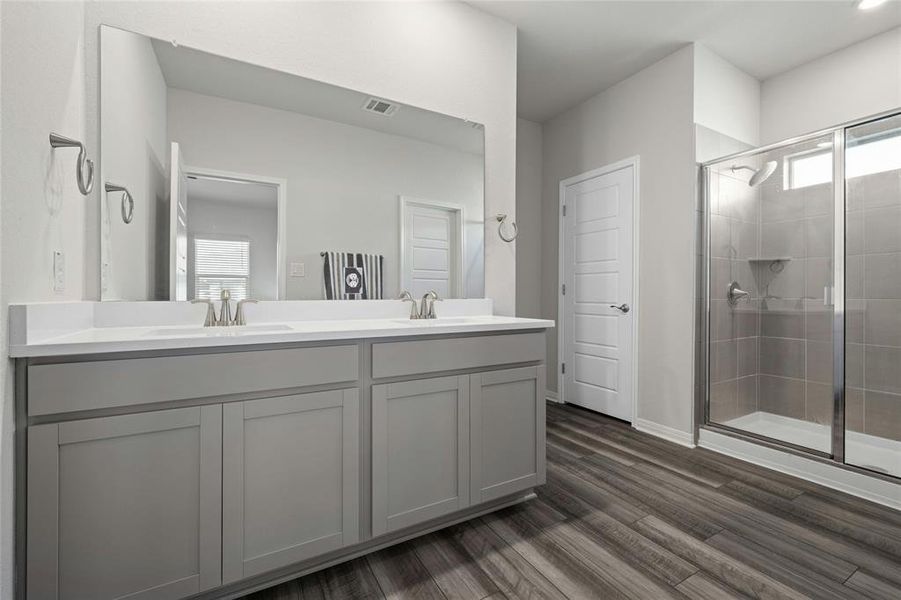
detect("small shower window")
(784, 148), (831, 190)
(784, 127), (901, 190)
(846, 128), (901, 177)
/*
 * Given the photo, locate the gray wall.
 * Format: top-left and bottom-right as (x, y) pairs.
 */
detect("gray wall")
(761, 26), (901, 144)
(1, 3), (89, 596)
(515, 118), (543, 319)
(541, 46), (697, 436)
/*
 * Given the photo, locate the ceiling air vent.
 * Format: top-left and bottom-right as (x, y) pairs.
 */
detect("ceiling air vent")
(363, 97), (399, 117)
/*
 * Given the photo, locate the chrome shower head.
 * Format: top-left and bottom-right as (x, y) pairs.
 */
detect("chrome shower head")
(732, 160), (778, 187)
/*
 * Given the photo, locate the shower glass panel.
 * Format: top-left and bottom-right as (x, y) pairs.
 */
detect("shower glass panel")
(706, 134), (836, 454)
(845, 114), (901, 478)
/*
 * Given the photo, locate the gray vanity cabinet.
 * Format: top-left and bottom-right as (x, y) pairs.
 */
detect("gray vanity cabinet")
(27, 405), (223, 600)
(371, 375), (470, 536)
(470, 366), (546, 503)
(19, 331), (547, 599)
(221, 389), (360, 583)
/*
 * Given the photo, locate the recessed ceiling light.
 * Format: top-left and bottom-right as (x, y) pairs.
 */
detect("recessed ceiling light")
(857, 0), (888, 10)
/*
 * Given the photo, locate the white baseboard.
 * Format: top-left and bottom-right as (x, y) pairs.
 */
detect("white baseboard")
(699, 428), (901, 510)
(545, 390), (560, 403)
(633, 418), (696, 448)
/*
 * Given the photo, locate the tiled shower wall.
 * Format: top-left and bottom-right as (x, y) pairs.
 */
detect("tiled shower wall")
(705, 148), (901, 444)
(708, 170), (760, 422)
(847, 168), (901, 442)
(754, 173), (835, 427)
(706, 135), (836, 429)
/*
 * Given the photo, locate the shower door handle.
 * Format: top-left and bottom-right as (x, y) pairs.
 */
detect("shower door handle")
(610, 303), (630, 313)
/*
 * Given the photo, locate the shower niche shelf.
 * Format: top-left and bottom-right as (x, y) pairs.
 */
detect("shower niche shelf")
(747, 257), (792, 272)
(746, 257), (792, 263)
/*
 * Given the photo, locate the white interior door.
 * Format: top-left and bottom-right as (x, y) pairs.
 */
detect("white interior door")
(561, 164), (635, 422)
(401, 199), (462, 298)
(169, 142), (188, 301)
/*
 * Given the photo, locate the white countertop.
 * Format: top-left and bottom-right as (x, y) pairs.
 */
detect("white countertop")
(9, 300), (554, 358)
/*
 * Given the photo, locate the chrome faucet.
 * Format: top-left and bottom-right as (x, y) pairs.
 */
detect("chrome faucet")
(398, 290), (420, 319)
(193, 291), (258, 327)
(218, 289), (233, 326)
(191, 298), (218, 327)
(419, 290), (442, 319)
(234, 299), (258, 326)
(727, 281), (751, 306)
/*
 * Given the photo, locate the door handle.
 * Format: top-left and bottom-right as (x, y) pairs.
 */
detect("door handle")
(610, 303), (630, 313)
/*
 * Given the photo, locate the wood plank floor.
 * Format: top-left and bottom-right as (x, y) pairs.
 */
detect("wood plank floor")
(246, 403), (901, 600)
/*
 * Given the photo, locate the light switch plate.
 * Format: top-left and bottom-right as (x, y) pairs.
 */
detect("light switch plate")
(290, 262), (305, 277)
(53, 250), (65, 293)
(101, 260), (110, 292)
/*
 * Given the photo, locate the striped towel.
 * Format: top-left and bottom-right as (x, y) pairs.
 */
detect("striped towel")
(322, 252), (384, 300)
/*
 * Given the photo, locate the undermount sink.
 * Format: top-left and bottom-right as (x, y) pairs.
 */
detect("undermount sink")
(145, 324), (293, 337)
(391, 317), (493, 325)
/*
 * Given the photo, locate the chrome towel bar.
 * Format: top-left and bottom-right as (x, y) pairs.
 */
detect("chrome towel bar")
(105, 182), (134, 224)
(496, 213), (518, 242)
(49, 132), (94, 195)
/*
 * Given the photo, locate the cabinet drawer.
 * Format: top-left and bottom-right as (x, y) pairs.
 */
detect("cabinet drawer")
(29, 345), (359, 416)
(371, 332), (545, 379)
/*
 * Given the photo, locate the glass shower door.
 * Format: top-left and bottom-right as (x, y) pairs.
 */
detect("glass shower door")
(844, 114), (901, 477)
(707, 134), (837, 454)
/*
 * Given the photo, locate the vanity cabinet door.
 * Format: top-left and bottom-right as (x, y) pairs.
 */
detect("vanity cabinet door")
(470, 366), (546, 504)
(371, 376), (470, 536)
(222, 389), (360, 583)
(27, 406), (222, 600)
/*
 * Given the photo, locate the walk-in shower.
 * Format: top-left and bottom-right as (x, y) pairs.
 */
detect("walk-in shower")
(701, 110), (901, 479)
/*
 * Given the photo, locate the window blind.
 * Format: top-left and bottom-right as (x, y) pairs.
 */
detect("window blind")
(194, 237), (250, 301)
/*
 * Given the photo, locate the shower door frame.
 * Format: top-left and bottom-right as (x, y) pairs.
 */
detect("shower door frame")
(699, 107), (901, 479)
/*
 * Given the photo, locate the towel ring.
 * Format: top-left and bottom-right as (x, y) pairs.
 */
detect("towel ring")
(105, 182), (134, 224)
(49, 133), (94, 195)
(496, 214), (518, 243)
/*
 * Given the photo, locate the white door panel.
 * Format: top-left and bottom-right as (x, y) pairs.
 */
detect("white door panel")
(562, 165), (634, 422)
(576, 228), (617, 262)
(401, 198), (462, 298)
(574, 314), (617, 347)
(413, 247), (449, 271)
(412, 215), (450, 241)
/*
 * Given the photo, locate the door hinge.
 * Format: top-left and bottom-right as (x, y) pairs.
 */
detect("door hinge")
(561, 283), (566, 295)
(561, 362), (566, 374)
(562, 204), (567, 217)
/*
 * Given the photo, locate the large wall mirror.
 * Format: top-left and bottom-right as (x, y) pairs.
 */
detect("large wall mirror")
(100, 25), (485, 302)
